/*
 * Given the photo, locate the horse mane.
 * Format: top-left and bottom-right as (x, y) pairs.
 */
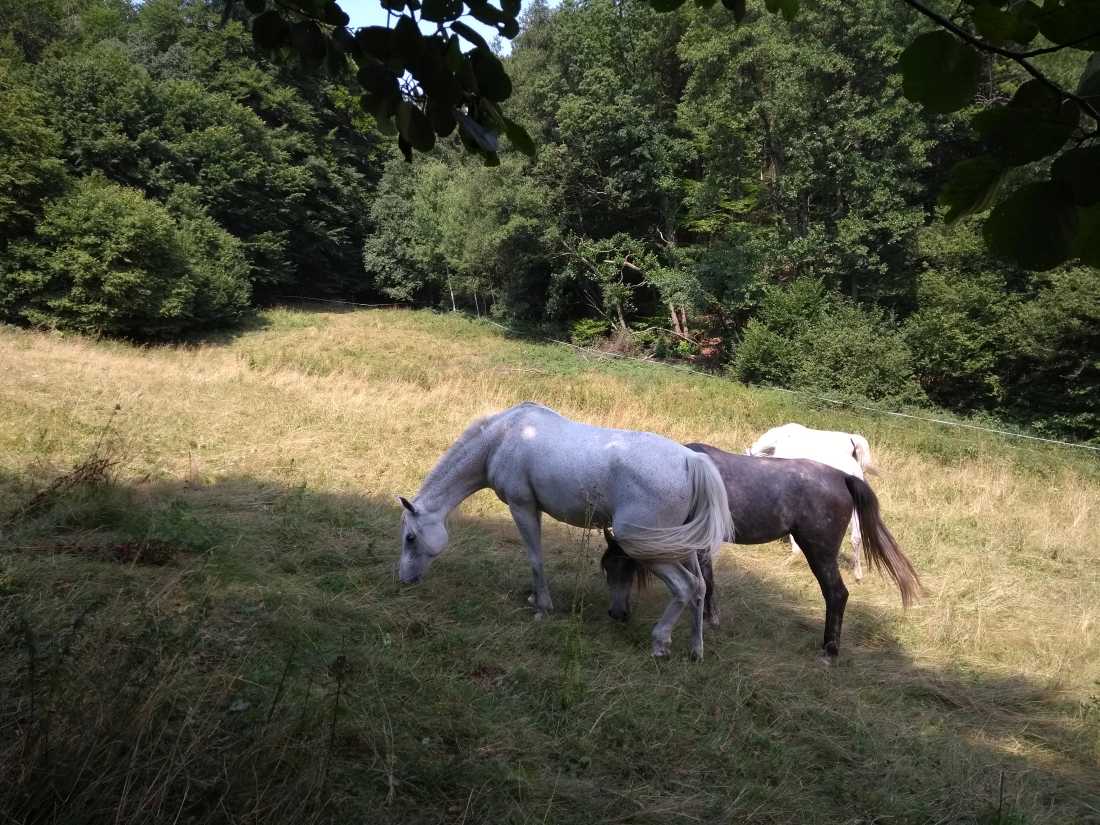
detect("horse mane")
(417, 411), (496, 496)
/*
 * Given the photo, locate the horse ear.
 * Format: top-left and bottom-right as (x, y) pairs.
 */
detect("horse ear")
(397, 495), (417, 515)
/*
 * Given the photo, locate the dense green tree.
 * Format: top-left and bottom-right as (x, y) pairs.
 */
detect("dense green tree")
(0, 57), (66, 243)
(0, 176), (250, 337)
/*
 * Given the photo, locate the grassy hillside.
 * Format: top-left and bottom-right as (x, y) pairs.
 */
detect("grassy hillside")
(1, 306), (1098, 825)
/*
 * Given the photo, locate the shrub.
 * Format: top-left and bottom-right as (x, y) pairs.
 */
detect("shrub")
(0, 177), (250, 338)
(733, 279), (925, 405)
(570, 317), (610, 347)
(903, 269), (1015, 411)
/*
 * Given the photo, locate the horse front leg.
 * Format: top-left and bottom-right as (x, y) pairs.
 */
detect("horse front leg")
(698, 550), (719, 628)
(509, 503), (553, 618)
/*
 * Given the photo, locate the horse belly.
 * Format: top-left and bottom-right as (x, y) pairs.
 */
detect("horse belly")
(528, 470), (614, 529)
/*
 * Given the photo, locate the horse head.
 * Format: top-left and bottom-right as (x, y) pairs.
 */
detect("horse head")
(396, 496), (449, 583)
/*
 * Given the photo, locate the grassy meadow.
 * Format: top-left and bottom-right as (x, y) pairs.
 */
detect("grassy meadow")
(1, 306), (1098, 824)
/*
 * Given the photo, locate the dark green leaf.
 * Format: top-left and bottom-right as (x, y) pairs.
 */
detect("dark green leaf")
(1038, 0), (1100, 51)
(398, 134), (413, 162)
(500, 18), (520, 38)
(374, 110), (397, 135)
(456, 109), (499, 153)
(1078, 51), (1100, 103)
(421, 0), (463, 23)
(444, 36), (464, 73)
(355, 26), (393, 62)
(1052, 147), (1100, 206)
(325, 40), (347, 76)
(763, 0), (798, 20)
(290, 21), (327, 66)
(503, 116), (536, 157)
(720, 0), (747, 20)
(244, 0), (265, 13)
(651, 0), (689, 11)
(697, 0), (718, 8)
(369, 94), (399, 135)
(972, 1), (1038, 43)
(381, 0), (406, 11)
(397, 101), (436, 152)
(900, 31), (980, 113)
(358, 64), (400, 100)
(1074, 203), (1100, 266)
(939, 155), (1005, 223)
(482, 151), (501, 167)
(502, 0), (521, 17)
(973, 80), (1079, 165)
(251, 10), (289, 50)
(451, 21), (489, 51)
(323, 2), (350, 26)
(1007, 1), (1041, 43)
(984, 182), (1078, 270)
(427, 98), (457, 137)
(471, 48), (512, 102)
(973, 4), (1018, 42)
(332, 26), (354, 52)
(394, 15), (422, 60)
(478, 97), (506, 131)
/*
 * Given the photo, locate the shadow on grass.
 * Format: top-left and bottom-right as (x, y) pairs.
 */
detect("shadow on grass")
(1, 469), (1097, 825)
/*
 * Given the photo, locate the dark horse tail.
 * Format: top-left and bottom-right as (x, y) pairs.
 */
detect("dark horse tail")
(844, 476), (923, 608)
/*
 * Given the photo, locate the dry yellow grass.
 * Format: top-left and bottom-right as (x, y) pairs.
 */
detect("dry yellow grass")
(1, 306), (1098, 824)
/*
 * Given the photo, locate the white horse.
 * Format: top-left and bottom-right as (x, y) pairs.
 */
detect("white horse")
(397, 402), (733, 659)
(747, 423), (878, 580)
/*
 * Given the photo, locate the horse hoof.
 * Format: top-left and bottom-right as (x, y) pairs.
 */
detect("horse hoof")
(690, 648), (704, 662)
(533, 611), (546, 622)
(651, 641), (671, 658)
(816, 653), (834, 667)
(527, 593), (536, 605)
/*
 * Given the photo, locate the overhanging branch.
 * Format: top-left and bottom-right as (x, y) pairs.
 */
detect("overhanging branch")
(900, 0), (1100, 124)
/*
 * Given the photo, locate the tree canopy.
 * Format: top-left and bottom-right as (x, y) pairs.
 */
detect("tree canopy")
(233, 0), (1099, 272)
(0, 0), (1097, 442)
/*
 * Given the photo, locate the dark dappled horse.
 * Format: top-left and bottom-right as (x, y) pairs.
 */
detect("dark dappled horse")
(601, 442), (921, 662)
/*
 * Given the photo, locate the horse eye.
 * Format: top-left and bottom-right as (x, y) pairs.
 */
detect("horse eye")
(404, 534), (415, 544)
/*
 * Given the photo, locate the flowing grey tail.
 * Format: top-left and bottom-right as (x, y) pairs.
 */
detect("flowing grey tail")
(845, 475), (922, 607)
(613, 452), (734, 564)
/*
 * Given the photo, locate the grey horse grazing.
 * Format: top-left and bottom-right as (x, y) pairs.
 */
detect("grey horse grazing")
(396, 403), (733, 659)
(602, 442), (921, 663)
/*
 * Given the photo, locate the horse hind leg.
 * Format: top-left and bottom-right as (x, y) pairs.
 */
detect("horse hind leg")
(647, 561), (704, 659)
(686, 552), (708, 658)
(849, 512), (864, 582)
(793, 532), (849, 664)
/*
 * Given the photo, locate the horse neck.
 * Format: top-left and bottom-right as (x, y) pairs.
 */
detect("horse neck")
(415, 427), (492, 518)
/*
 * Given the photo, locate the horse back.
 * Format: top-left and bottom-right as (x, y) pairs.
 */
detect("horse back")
(684, 443), (853, 545)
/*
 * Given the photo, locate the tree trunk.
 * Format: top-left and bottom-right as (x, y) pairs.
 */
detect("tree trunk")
(447, 279), (457, 312)
(669, 302), (684, 338)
